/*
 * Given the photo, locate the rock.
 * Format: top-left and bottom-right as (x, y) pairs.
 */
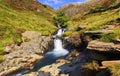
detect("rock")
(4, 46), (12, 53)
(67, 33), (90, 52)
(39, 51), (89, 76)
(56, 59), (70, 63)
(0, 67), (21, 76)
(84, 30), (113, 39)
(84, 30), (113, 34)
(39, 59), (70, 76)
(4, 44), (17, 53)
(87, 40), (120, 51)
(30, 54), (43, 60)
(102, 60), (120, 67)
(23, 72), (38, 76)
(22, 31), (41, 41)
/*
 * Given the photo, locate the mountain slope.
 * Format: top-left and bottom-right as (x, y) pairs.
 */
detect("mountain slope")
(61, 0), (120, 42)
(0, 0), (56, 54)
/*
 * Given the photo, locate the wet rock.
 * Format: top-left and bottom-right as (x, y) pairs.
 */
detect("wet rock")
(39, 51), (88, 76)
(23, 72), (38, 76)
(39, 59), (69, 76)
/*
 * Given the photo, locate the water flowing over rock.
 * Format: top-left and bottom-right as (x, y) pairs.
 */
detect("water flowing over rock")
(0, 31), (53, 76)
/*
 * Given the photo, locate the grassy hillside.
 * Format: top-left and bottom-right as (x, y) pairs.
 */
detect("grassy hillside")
(0, 0), (56, 55)
(62, 0), (120, 42)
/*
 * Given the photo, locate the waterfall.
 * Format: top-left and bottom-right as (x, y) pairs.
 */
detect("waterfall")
(46, 28), (69, 58)
(56, 28), (63, 36)
(33, 28), (69, 71)
(54, 39), (63, 49)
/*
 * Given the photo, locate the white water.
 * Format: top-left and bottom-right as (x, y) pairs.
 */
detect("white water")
(56, 28), (63, 36)
(46, 28), (69, 58)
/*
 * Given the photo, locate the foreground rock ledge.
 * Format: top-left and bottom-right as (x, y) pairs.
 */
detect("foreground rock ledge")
(102, 60), (120, 67)
(87, 40), (120, 51)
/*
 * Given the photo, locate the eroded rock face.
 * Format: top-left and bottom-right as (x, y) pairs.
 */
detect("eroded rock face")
(66, 33), (90, 52)
(0, 31), (53, 76)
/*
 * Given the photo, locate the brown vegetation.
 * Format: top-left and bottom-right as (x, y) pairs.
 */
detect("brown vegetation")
(4, 0), (54, 12)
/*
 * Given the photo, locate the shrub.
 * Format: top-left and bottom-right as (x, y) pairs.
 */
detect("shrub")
(53, 11), (69, 28)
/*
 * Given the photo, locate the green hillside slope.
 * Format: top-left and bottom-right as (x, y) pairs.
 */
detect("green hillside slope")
(61, 0), (120, 42)
(0, 0), (56, 54)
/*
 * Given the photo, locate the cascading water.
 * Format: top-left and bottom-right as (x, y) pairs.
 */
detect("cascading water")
(8, 28), (69, 76)
(33, 28), (69, 71)
(46, 28), (69, 57)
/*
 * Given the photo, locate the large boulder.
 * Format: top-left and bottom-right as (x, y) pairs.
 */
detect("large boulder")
(66, 33), (90, 52)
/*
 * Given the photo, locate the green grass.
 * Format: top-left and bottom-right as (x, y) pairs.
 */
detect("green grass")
(0, 1), (56, 54)
(82, 61), (99, 70)
(64, 6), (120, 37)
(0, 55), (5, 63)
(100, 28), (120, 42)
(65, 5), (120, 40)
(109, 64), (120, 76)
(100, 33), (116, 42)
(81, 8), (120, 30)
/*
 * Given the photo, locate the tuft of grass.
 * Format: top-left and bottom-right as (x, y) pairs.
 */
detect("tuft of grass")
(100, 27), (120, 42)
(114, 27), (120, 39)
(100, 33), (116, 42)
(0, 55), (5, 63)
(82, 61), (99, 70)
(109, 64), (120, 76)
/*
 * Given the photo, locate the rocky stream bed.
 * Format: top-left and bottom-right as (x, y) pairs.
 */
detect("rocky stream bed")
(0, 31), (120, 76)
